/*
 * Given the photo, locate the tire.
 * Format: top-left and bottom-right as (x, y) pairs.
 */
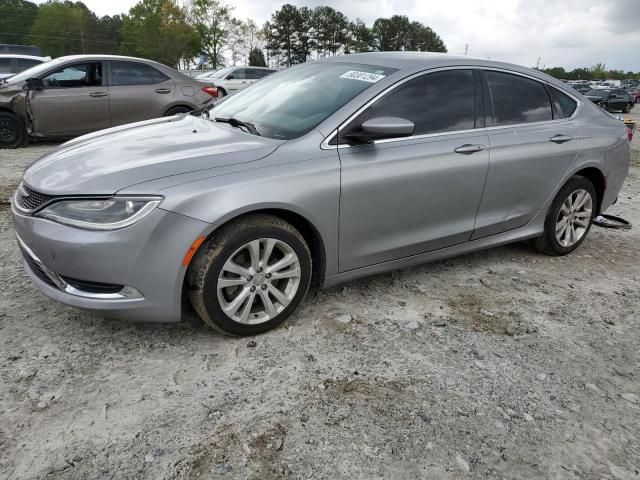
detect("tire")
(0, 112), (27, 149)
(601, 102), (609, 112)
(533, 176), (597, 256)
(187, 214), (312, 336)
(164, 106), (192, 116)
(217, 88), (227, 98)
(624, 103), (632, 113)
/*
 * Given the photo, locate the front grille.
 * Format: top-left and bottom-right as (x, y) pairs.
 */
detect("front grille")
(15, 183), (56, 213)
(60, 276), (124, 294)
(20, 248), (57, 288)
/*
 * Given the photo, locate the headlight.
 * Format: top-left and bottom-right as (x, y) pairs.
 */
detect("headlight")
(37, 197), (162, 230)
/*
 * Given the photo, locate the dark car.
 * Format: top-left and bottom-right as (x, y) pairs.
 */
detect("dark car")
(585, 88), (634, 113)
(569, 84), (592, 95)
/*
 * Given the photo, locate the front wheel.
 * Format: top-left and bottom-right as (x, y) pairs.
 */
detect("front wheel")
(533, 176), (596, 256)
(187, 214), (312, 336)
(624, 103), (632, 113)
(0, 112), (27, 149)
(164, 106), (192, 116)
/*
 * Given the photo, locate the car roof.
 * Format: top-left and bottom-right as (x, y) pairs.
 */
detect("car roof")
(0, 54), (47, 60)
(320, 51), (573, 92)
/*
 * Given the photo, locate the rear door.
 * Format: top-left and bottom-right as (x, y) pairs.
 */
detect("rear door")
(107, 60), (174, 126)
(338, 68), (490, 271)
(30, 61), (110, 136)
(472, 70), (581, 239)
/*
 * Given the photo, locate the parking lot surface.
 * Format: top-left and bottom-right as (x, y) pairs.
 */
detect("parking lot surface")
(0, 113), (639, 479)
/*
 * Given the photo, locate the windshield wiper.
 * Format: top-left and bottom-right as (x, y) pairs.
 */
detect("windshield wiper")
(214, 117), (261, 136)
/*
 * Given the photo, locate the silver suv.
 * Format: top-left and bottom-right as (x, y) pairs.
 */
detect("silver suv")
(12, 53), (630, 335)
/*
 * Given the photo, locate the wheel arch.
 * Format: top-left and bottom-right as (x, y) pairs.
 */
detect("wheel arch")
(162, 103), (196, 116)
(189, 207), (327, 289)
(573, 166), (606, 214)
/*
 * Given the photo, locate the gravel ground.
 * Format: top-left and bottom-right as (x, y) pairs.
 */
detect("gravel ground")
(0, 112), (639, 480)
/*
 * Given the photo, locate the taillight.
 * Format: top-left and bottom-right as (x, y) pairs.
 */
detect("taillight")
(202, 86), (218, 98)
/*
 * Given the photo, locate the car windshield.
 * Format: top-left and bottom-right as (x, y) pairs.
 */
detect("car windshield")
(210, 67), (234, 79)
(211, 61), (397, 140)
(5, 57), (64, 83)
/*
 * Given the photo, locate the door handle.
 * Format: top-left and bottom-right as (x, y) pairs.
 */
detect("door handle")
(454, 144), (485, 154)
(550, 134), (572, 144)
(155, 88), (171, 94)
(89, 91), (107, 98)
(241, 81), (247, 84)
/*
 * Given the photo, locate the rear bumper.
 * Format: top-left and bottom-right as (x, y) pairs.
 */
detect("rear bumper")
(12, 201), (211, 323)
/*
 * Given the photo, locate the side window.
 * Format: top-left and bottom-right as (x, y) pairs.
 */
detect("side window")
(111, 61), (169, 86)
(226, 69), (245, 80)
(16, 58), (41, 71)
(486, 71), (552, 125)
(245, 69), (262, 80)
(42, 62), (103, 88)
(550, 87), (577, 118)
(343, 69), (476, 139)
(0, 58), (11, 74)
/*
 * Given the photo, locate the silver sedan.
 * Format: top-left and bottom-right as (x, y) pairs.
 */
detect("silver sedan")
(12, 52), (630, 335)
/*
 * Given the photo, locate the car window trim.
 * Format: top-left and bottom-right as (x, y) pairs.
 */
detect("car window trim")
(39, 60), (106, 89)
(321, 66), (583, 150)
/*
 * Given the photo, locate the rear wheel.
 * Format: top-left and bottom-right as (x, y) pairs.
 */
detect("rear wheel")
(0, 112), (26, 149)
(533, 176), (596, 256)
(217, 88), (227, 98)
(624, 103), (632, 113)
(187, 214), (312, 336)
(164, 106), (192, 116)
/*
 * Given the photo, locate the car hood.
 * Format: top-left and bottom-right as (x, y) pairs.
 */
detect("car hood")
(23, 114), (284, 195)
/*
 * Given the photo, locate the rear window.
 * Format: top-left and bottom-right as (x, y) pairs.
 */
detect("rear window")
(550, 87), (578, 118)
(0, 58), (10, 74)
(486, 71), (553, 126)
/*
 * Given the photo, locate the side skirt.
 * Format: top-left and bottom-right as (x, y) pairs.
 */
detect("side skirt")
(323, 208), (546, 288)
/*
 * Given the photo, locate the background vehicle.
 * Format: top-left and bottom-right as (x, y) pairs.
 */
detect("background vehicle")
(585, 88), (634, 112)
(0, 54), (47, 80)
(0, 44), (42, 56)
(0, 54), (217, 148)
(569, 83), (592, 95)
(12, 53), (630, 335)
(195, 66), (277, 96)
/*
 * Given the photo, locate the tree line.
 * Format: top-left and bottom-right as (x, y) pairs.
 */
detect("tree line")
(0, 0), (447, 69)
(540, 63), (639, 81)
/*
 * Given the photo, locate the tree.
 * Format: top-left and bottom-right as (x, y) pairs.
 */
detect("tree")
(311, 6), (349, 57)
(346, 19), (374, 53)
(189, 0), (234, 68)
(248, 47), (266, 66)
(120, 0), (197, 68)
(266, 4), (312, 67)
(372, 15), (446, 52)
(29, 1), (95, 57)
(0, 0), (39, 45)
(590, 62), (606, 80)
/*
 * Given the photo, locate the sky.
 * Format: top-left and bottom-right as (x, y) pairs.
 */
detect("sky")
(35, 0), (640, 71)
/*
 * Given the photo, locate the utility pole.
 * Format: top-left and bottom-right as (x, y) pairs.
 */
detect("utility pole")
(464, 44), (468, 56)
(536, 57), (541, 69)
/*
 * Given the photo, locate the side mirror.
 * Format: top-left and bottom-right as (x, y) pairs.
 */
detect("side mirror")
(342, 116), (415, 143)
(23, 77), (43, 91)
(226, 74), (235, 80)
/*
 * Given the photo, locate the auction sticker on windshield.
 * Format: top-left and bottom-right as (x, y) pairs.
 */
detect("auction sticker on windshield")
(340, 71), (386, 83)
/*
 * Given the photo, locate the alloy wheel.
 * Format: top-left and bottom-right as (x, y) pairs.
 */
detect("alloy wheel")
(216, 238), (301, 324)
(555, 189), (593, 247)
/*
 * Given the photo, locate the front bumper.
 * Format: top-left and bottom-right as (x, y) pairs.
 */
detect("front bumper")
(11, 201), (211, 323)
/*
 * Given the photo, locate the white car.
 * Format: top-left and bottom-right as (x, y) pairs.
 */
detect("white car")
(0, 54), (48, 80)
(195, 66), (277, 97)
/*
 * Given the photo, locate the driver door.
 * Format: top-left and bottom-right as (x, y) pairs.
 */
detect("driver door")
(338, 69), (490, 271)
(223, 68), (248, 94)
(29, 61), (111, 136)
